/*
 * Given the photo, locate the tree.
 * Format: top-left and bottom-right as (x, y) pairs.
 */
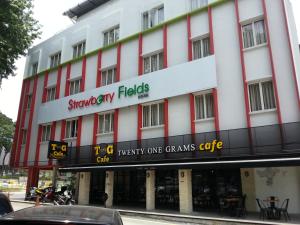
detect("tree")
(0, 0), (41, 86)
(0, 112), (14, 174)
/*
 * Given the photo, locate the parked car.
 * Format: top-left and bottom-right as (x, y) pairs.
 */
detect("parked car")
(0, 192), (13, 216)
(0, 205), (123, 225)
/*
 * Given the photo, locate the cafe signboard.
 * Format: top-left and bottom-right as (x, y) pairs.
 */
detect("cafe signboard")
(48, 141), (68, 160)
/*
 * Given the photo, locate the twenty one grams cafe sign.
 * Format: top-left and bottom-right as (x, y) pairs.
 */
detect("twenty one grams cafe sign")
(38, 56), (217, 124)
(68, 83), (150, 111)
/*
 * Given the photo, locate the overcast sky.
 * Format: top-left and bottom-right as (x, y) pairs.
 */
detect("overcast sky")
(0, 0), (300, 121)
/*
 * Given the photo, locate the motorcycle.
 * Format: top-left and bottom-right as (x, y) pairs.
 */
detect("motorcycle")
(53, 186), (75, 205)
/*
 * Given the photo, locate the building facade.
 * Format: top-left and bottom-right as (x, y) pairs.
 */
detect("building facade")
(11, 0), (300, 214)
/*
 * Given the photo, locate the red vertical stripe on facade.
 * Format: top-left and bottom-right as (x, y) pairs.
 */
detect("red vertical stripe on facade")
(138, 34), (143, 76)
(76, 116), (82, 147)
(60, 120), (66, 141)
(137, 105), (142, 140)
(96, 50), (102, 88)
(55, 66), (62, 99)
(24, 76), (38, 167)
(42, 71), (49, 103)
(81, 56), (87, 92)
(114, 109), (119, 143)
(189, 94), (195, 134)
(116, 44), (122, 82)
(234, 0), (252, 129)
(48, 121), (56, 166)
(187, 15), (193, 62)
(15, 81), (30, 167)
(281, 0), (300, 109)
(64, 63), (71, 97)
(92, 114), (98, 145)
(11, 81), (26, 167)
(262, 0), (283, 124)
(34, 125), (42, 166)
(163, 25), (168, 68)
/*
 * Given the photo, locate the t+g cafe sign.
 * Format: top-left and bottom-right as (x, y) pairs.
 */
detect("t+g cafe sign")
(48, 141), (68, 160)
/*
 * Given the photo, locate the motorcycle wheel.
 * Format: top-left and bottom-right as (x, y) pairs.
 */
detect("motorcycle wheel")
(53, 200), (59, 205)
(66, 200), (74, 205)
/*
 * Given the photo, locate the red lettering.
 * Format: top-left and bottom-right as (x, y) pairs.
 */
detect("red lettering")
(68, 99), (74, 110)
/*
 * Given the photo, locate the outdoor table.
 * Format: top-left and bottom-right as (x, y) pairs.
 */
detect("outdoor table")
(225, 197), (240, 217)
(263, 197), (280, 219)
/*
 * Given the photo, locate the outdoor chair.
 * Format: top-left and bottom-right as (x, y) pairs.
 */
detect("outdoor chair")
(236, 194), (247, 217)
(219, 197), (230, 215)
(256, 198), (271, 220)
(277, 199), (290, 221)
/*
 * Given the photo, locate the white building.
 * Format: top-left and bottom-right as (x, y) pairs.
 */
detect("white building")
(11, 0), (300, 216)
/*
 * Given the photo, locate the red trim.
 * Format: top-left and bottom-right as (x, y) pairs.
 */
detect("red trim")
(81, 56), (87, 92)
(23, 76), (38, 167)
(189, 94), (195, 134)
(281, 0), (300, 109)
(60, 120), (66, 141)
(42, 71), (49, 103)
(262, 0), (283, 124)
(213, 89), (220, 132)
(116, 44), (121, 82)
(64, 63), (71, 97)
(114, 109), (119, 143)
(96, 50), (102, 87)
(48, 121), (56, 166)
(15, 81), (30, 167)
(34, 125), (42, 167)
(138, 34), (143, 76)
(10, 81), (25, 167)
(208, 7), (215, 54)
(55, 66), (62, 99)
(76, 116), (82, 147)
(92, 113), (98, 145)
(137, 105), (142, 140)
(187, 15), (193, 61)
(164, 99), (169, 137)
(234, 0), (252, 129)
(163, 25), (168, 68)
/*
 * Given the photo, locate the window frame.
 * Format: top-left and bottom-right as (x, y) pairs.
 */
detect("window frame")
(248, 79), (277, 113)
(21, 129), (27, 145)
(143, 51), (164, 74)
(65, 119), (78, 139)
(142, 101), (165, 129)
(46, 86), (56, 102)
(72, 41), (86, 59)
(32, 62), (38, 75)
(142, 5), (164, 30)
(191, 0), (208, 11)
(97, 111), (115, 135)
(69, 78), (82, 96)
(194, 91), (215, 121)
(49, 52), (62, 69)
(242, 18), (267, 49)
(101, 66), (117, 86)
(192, 35), (211, 60)
(41, 124), (52, 143)
(26, 94), (32, 110)
(103, 25), (120, 47)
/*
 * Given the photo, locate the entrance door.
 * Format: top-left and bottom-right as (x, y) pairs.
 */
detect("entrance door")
(113, 170), (146, 208)
(155, 170), (179, 210)
(89, 171), (106, 205)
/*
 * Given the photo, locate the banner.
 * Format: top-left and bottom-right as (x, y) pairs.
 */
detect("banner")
(48, 141), (68, 160)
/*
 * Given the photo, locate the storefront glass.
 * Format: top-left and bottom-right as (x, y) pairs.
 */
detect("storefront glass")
(89, 171), (106, 205)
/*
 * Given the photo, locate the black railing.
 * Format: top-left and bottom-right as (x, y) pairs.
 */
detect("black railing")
(59, 122), (300, 167)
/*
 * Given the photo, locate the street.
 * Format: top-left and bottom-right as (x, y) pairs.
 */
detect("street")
(11, 202), (192, 225)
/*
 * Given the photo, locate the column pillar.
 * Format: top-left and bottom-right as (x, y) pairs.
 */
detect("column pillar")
(78, 172), (91, 205)
(146, 170), (155, 210)
(179, 169), (193, 214)
(105, 171), (114, 208)
(240, 168), (256, 211)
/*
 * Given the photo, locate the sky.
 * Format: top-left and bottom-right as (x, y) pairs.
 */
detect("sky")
(0, 0), (300, 121)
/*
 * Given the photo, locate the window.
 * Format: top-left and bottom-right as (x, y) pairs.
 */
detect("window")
(41, 125), (51, 142)
(66, 119), (78, 139)
(143, 6), (164, 30)
(191, 0), (208, 10)
(26, 94), (32, 109)
(73, 41), (86, 59)
(69, 79), (81, 95)
(21, 129), (27, 145)
(143, 52), (164, 74)
(195, 93), (214, 120)
(242, 20), (266, 49)
(98, 112), (114, 134)
(103, 26), (119, 46)
(101, 68), (117, 86)
(50, 52), (61, 68)
(32, 62), (38, 75)
(46, 86), (56, 102)
(142, 102), (164, 128)
(248, 80), (276, 112)
(193, 37), (210, 60)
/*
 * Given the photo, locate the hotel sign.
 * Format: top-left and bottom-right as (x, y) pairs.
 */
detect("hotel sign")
(38, 56), (217, 124)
